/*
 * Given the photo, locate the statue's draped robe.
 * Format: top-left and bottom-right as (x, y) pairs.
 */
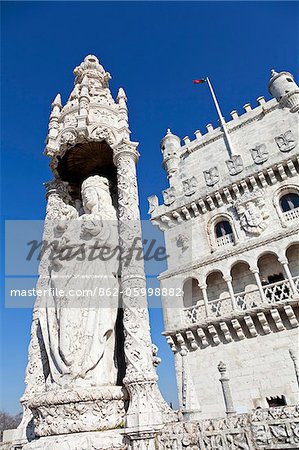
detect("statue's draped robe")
(39, 215), (119, 388)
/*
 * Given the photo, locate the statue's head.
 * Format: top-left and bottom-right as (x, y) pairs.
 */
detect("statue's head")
(81, 175), (111, 214)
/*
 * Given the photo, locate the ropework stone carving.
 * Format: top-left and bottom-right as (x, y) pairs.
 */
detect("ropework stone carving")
(113, 141), (176, 428)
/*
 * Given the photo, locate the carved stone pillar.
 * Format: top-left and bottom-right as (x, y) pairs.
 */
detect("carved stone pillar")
(289, 349), (299, 388)
(251, 268), (267, 303)
(224, 275), (236, 310)
(113, 140), (175, 428)
(218, 361), (236, 415)
(280, 258), (297, 295)
(199, 283), (209, 316)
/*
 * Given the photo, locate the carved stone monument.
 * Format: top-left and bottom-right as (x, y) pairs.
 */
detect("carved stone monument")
(19, 55), (174, 450)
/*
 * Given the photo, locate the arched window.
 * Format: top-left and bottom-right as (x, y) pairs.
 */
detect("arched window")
(208, 215), (237, 252)
(183, 278), (203, 308)
(273, 186), (299, 226)
(280, 193), (299, 212)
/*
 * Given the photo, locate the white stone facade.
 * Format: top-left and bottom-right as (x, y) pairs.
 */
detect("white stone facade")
(150, 69), (299, 419)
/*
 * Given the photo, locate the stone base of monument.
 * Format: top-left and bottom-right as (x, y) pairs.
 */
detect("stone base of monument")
(21, 429), (127, 450)
(22, 386), (128, 438)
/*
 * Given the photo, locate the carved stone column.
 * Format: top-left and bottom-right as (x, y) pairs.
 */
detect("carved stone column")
(218, 361), (236, 415)
(224, 275), (236, 310)
(280, 258), (297, 295)
(251, 268), (267, 303)
(199, 283), (209, 316)
(289, 349), (299, 388)
(113, 140), (175, 428)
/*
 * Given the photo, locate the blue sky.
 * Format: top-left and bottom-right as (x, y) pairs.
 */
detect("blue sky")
(1, 1), (298, 414)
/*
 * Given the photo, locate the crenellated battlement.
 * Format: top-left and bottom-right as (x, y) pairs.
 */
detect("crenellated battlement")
(176, 96), (278, 155)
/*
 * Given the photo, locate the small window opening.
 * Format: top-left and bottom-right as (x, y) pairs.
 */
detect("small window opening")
(215, 221), (233, 238)
(280, 193), (299, 212)
(286, 78), (293, 82)
(266, 395), (287, 407)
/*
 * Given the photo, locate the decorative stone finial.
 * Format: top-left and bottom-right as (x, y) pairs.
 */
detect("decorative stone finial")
(117, 87), (127, 103)
(271, 69), (278, 77)
(51, 94), (62, 108)
(81, 75), (89, 87)
(218, 361), (227, 373)
(73, 54), (111, 88)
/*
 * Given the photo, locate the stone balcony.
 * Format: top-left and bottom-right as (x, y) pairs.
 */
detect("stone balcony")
(215, 233), (234, 248)
(164, 276), (299, 353)
(183, 276), (299, 326)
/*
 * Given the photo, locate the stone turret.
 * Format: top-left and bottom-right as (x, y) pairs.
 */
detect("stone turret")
(160, 128), (181, 179)
(268, 69), (299, 112)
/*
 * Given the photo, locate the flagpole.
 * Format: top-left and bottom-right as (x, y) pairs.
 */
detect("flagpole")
(206, 77), (235, 157)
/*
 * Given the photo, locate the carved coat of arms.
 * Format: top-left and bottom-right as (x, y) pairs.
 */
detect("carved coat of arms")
(204, 167), (219, 187)
(234, 189), (269, 235)
(250, 144), (269, 164)
(182, 176), (198, 196)
(275, 130), (296, 152)
(163, 187), (176, 206)
(226, 155), (244, 176)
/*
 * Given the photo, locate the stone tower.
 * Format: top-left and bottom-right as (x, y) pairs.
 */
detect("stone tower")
(149, 70), (299, 419)
(19, 55), (174, 450)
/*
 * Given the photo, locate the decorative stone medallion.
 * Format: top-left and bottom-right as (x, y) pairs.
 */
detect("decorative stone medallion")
(60, 129), (78, 146)
(163, 187), (176, 206)
(182, 176), (198, 196)
(203, 167), (219, 187)
(226, 155), (244, 176)
(234, 189), (269, 235)
(90, 125), (115, 145)
(275, 130), (296, 152)
(250, 144), (269, 164)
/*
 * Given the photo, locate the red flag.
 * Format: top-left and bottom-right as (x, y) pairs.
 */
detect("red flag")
(193, 79), (206, 84)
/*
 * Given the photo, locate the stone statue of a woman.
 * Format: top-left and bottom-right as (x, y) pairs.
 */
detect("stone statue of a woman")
(39, 175), (119, 389)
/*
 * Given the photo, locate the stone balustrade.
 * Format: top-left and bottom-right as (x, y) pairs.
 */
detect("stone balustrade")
(215, 233), (234, 247)
(183, 275), (299, 325)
